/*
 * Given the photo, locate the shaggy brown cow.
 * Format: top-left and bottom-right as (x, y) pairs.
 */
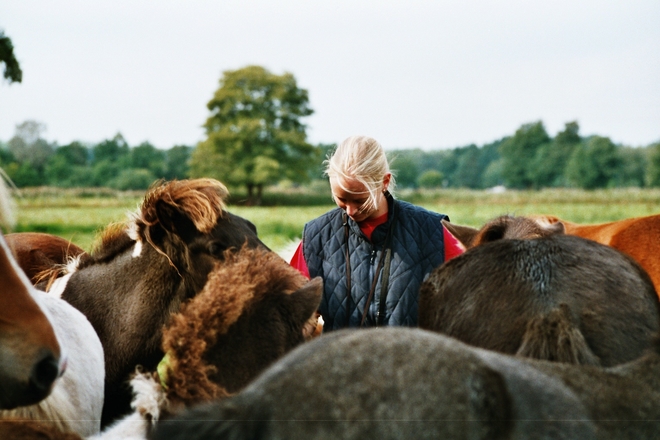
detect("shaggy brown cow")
(418, 233), (660, 366)
(159, 246), (323, 410)
(94, 246), (323, 439)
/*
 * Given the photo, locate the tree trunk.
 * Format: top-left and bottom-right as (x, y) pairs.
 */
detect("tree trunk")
(255, 184), (263, 206)
(247, 183), (255, 206)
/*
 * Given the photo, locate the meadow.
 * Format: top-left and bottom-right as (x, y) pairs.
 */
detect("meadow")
(10, 186), (660, 254)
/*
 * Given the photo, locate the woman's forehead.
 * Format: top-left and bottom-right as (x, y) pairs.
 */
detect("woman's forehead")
(330, 176), (369, 195)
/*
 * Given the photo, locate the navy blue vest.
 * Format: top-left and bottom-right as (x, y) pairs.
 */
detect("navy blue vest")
(303, 195), (447, 330)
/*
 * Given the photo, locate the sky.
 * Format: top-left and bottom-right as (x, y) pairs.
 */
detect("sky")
(1, 0), (659, 151)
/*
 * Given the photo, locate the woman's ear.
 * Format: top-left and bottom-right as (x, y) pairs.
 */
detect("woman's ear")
(383, 173), (392, 191)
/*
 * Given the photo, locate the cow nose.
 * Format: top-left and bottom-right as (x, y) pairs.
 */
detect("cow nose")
(30, 350), (60, 393)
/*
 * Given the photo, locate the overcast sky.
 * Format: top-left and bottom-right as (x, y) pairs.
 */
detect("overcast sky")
(1, 1), (659, 151)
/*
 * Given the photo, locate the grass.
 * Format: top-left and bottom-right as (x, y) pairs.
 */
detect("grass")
(9, 187), (660, 253)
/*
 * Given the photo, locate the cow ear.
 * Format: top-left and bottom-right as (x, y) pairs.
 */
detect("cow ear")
(547, 221), (565, 234)
(443, 219), (478, 248)
(289, 277), (323, 320)
(154, 199), (198, 243)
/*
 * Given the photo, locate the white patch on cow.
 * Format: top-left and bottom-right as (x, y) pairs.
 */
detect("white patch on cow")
(127, 220), (140, 241)
(126, 221), (144, 258)
(48, 273), (73, 299)
(89, 371), (169, 440)
(66, 253), (83, 273)
(132, 239), (143, 258)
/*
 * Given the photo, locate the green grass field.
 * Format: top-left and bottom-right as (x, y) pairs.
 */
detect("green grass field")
(9, 187), (660, 253)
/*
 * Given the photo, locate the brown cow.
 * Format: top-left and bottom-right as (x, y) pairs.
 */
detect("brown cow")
(441, 214), (565, 249)
(5, 232), (87, 284)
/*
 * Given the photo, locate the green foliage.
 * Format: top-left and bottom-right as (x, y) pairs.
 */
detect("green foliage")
(54, 142), (90, 166)
(130, 142), (166, 177)
(5, 162), (41, 186)
(91, 160), (122, 187)
(191, 65), (320, 205)
(615, 146), (647, 188)
(565, 136), (621, 189)
(108, 168), (156, 190)
(164, 145), (192, 180)
(531, 121), (581, 188)
(0, 30), (22, 83)
(92, 133), (130, 165)
(418, 169), (444, 188)
(390, 154), (419, 188)
(453, 145), (483, 188)
(499, 121), (551, 189)
(647, 143), (660, 187)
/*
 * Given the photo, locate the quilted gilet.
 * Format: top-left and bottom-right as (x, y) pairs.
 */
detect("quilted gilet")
(303, 195), (447, 331)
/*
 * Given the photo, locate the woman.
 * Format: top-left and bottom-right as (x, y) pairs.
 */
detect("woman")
(290, 135), (463, 331)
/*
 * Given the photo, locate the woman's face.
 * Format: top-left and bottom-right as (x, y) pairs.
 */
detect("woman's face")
(330, 175), (388, 223)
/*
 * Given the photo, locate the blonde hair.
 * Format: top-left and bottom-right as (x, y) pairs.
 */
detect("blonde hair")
(325, 136), (396, 213)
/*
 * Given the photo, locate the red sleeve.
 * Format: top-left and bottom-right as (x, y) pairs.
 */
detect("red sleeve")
(289, 241), (310, 279)
(443, 224), (466, 261)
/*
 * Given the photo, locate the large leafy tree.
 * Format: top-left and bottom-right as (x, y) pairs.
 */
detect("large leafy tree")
(0, 30), (22, 83)
(191, 65), (319, 205)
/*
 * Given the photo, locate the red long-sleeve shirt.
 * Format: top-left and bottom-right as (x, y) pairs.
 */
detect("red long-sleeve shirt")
(289, 214), (464, 278)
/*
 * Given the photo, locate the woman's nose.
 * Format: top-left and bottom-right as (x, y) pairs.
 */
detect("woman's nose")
(345, 203), (359, 216)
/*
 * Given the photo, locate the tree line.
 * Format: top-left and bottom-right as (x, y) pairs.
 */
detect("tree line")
(0, 121), (191, 190)
(391, 121), (660, 190)
(2, 63), (659, 197)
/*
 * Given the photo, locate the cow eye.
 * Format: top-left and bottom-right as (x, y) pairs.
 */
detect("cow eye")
(208, 242), (225, 256)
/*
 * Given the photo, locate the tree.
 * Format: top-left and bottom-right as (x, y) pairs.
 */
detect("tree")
(531, 121), (581, 188)
(565, 136), (621, 189)
(615, 146), (646, 187)
(418, 169), (444, 188)
(499, 121), (550, 189)
(130, 141), (165, 178)
(453, 145), (484, 188)
(647, 143), (660, 187)
(109, 168), (156, 190)
(390, 152), (419, 188)
(45, 142), (92, 187)
(0, 30), (22, 83)
(7, 120), (54, 185)
(164, 145), (192, 180)
(92, 133), (130, 165)
(190, 65), (319, 205)
(54, 141), (90, 166)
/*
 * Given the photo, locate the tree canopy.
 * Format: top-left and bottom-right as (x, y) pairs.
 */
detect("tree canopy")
(0, 30), (22, 83)
(190, 65), (320, 205)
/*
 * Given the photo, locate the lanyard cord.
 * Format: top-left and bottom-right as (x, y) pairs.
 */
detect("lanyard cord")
(343, 203), (396, 327)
